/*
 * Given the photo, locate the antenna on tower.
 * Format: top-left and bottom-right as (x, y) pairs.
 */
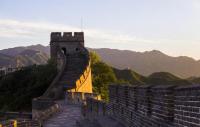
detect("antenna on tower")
(81, 17), (83, 32)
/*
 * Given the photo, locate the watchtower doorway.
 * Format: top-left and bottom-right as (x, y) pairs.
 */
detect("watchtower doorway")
(61, 47), (67, 55)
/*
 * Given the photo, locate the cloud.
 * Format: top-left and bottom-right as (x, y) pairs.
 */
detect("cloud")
(193, 0), (200, 10)
(0, 19), (157, 44)
(0, 19), (79, 38)
(0, 19), (200, 59)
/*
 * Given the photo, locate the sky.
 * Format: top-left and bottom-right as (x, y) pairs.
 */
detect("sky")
(0, 0), (200, 59)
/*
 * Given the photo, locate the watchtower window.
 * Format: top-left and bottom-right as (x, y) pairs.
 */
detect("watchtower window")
(61, 47), (67, 55)
(76, 48), (79, 51)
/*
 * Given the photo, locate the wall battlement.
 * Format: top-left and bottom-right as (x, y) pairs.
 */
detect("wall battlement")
(50, 31), (86, 59)
(51, 32), (84, 42)
(84, 84), (200, 127)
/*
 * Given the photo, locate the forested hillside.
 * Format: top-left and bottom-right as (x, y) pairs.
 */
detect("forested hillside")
(0, 51), (196, 111)
(1, 44), (200, 78)
(90, 52), (193, 101)
(0, 60), (57, 111)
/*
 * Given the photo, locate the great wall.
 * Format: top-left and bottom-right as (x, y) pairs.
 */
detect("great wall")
(0, 32), (200, 127)
(32, 32), (99, 126)
(85, 84), (200, 127)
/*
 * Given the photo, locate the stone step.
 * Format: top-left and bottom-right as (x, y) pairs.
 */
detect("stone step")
(67, 63), (85, 67)
(66, 70), (84, 74)
(67, 61), (85, 64)
(59, 80), (75, 84)
(67, 63), (86, 66)
(61, 75), (80, 79)
(63, 85), (75, 89)
(64, 71), (82, 75)
(63, 71), (80, 74)
(59, 79), (77, 83)
(66, 65), (84, 69)
(58, 53), (89, 90)
(59, 84), (75, 89)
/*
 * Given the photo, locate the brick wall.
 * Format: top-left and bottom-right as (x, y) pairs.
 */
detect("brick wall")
(84, 84), (200, 127)
(174, 85), (200, 127)
(32, 98), (60, 123)
(65, 92), (100, 105)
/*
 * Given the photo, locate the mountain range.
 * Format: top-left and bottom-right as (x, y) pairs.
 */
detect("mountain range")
(0, 44), (49, 67)
(90, 48), (200, 78)
(0, 44), (200, 78)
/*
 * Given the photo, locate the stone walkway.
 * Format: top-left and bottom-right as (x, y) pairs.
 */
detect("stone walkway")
(77, 116), (126, 127)
(43, 101), (81, 127)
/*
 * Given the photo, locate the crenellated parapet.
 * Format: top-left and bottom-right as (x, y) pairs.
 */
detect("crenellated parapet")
(50, 32), (85, 60)
(73, 61), (92, 93)
(50, 32), (84, 42)
(84, 84), (200, 127)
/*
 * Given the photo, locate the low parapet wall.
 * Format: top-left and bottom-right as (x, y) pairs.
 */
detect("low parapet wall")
(84, 84), (200, 127)
(32, 98), (60, 124)
(83, 98), (106, 119)
(0, 112), (32, 120)
(66, 92), (101, 105)
(30, 49), (65, 124)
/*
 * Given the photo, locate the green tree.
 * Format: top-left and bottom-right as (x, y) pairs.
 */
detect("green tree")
(90, 52), (117, 101)
(0, 60), (57, 111)
(90, 51), (101, 65)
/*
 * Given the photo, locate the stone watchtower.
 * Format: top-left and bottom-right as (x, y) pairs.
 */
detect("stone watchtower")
(46, 32), (92, 99)
(50, 32), (85, 60)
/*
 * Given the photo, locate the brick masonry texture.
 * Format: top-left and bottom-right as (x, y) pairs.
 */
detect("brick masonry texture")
(84, 84), (200, 127)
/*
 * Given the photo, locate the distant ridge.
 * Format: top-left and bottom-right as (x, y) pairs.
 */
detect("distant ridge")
(0, 45), (49, 67)
(15, 49), (49, 67)
(146, 72), (191, 85)
(0, 44), (200, 78)
(89, 48), (200, 78)
(0, 53), (14, 66)
(113, 68), (146, 85)
(0, 44), (50, 56)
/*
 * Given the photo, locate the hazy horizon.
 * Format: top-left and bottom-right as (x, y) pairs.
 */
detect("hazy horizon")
(0, 0), (200, 59)
(1, 43), (200, 61)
